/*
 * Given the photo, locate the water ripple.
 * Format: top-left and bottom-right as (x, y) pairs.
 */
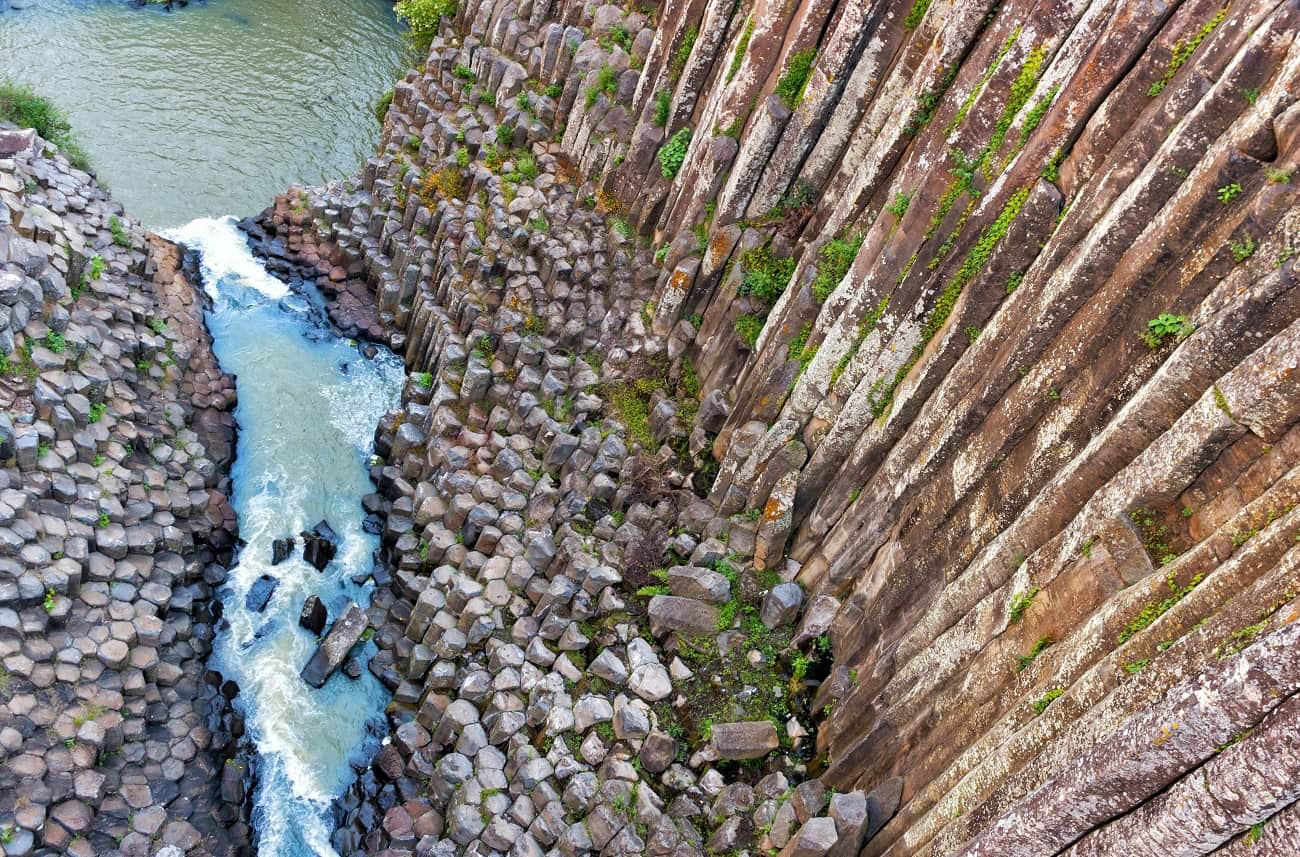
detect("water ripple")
(0, 0), (405, 228)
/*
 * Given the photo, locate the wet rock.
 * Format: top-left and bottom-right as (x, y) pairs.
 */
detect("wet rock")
(301, 602), (369, 688)
(245, 574), (279, 612)
(299, 594), (327, 635)
(272, 535), (295, 565)
(301, 519), (339, 570)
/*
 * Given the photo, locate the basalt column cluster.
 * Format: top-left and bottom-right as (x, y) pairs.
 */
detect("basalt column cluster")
(247, 0), (1300, 854)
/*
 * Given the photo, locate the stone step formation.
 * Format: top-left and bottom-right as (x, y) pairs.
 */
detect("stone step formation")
(0, 137), (248, 854)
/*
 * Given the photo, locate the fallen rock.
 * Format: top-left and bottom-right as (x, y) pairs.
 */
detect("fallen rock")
(271, 536), (295, 565)
(778, 816), (838, 857)
(245, 574), (278, 612)
(761, 582), (804, 629)
(301, 603), (368, 688)
(648, 594), (719, 636)
(711, 721), (780, 760)
(667, 565), (731, 603)
(299, 595), (327, 635)
(301, 520), (339, 570)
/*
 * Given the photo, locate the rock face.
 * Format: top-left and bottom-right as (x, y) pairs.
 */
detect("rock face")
(300, 602), (368, 688)
(219, 0), (1300, 853)
(0, 137), (248, 852)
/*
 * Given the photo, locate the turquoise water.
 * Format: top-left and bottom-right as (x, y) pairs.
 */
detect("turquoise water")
(170, 217), (404, 856)
(0, 0), (405, 227)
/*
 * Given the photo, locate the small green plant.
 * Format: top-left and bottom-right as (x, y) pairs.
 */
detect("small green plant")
(1032, 687), (1064, 715)
(658, 126), (691, 178)
(1228, 234), (1256, 262)
(609, 217), (632, 239)
(652, 89), (671, 127)
(148, 317), (166, 334)
(374, 88), (394, 124)
(109, 215), (131, 248)
(904, 0), (932, 29)
(1123, 658), (1151, 674)
(452, 64), (475, 81)
(1117, 570), (1203, 644)
(543, 82), (563, 99)
(636, 584), (670, 597)
(413, 371), (433, 389)
(88, 402), (106, 424)
(670, 25), (699, 82)
(811, 234), (862, 302)
(97, 513), (110, 529)
(885, 191), (911, 218)
(1008, 586), (1040, 623)
(585, 64), (619, 109)
(395, 0), (460, 51)
(1015, 635), (1054, 672)
(1147, 7), (1226, 97)
(1267, 167), (1292, 184)
(727, 17), (755, 83)
(88, 254), (106, 280)
(1142, 313), (1191, 349)
(43, 587), (56, 612)
(1216, 182), (1243, 203)
(0, 824), (11, 844)
(1242, 87), (1260, 105)
(775, 49), (816, 109)
(735, 313), (765, 347)
(44, 331), (66, 353)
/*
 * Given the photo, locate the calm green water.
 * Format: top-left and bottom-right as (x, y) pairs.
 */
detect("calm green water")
(0, 0), (405, 227)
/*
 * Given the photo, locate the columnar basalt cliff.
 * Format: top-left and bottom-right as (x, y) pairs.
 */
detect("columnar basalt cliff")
(249, 0), (1300, 854)
(0, 132), (250, 855)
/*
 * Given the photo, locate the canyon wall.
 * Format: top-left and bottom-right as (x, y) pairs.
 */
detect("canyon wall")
(0, 130), (250, 855)
(253, 0), (1300, 855)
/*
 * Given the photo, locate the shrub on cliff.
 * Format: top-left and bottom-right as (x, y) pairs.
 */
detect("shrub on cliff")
(0, 81), (90, 171)
(395, 0), (459, 52)
(658, 127), (691, 179)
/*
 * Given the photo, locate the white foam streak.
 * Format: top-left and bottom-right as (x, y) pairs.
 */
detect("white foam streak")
(162, 216), (291, 300)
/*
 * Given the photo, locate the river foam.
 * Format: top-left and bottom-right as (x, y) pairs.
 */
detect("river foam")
(169, 217), (403, 856)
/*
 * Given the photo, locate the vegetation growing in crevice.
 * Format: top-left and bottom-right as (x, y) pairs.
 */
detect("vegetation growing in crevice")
(395, 0), (459, 52)
(831, 296), (890, 385)
(585, 65), (619, 108)
(1015, 635), (1054, 672)
(670, 25), (699, 82)
(775, 49), (817, 109)
(653, 89), (672, 127)
(1008, 586), (1039, 623)
(811, 234), (863, 303)
(1117, 570), (1203, 644)
(1147, 7), (1227, 97)
(658, 127), (691, 178)
(904, 0), (932, 30)
(727, 18), (755, 83)
(1032, 687), (1064, 715)
(866, 186), (1029, 418)
(1142, 312), (1191, 349)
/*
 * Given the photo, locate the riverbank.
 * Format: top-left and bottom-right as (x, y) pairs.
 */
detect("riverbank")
(0, 130), (250, 855)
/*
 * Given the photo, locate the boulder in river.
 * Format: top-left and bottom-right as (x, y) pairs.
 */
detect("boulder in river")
(301, 520), (339, 571)
(271, 536), (295, 565)
(245, 574), (278, 612)
(299, 595), (327, 635)
(300, 603), (368, 688)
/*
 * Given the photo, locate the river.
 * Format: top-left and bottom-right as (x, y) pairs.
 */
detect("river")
(0, 0), (405, 229)
(1, 2), (411, 854)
